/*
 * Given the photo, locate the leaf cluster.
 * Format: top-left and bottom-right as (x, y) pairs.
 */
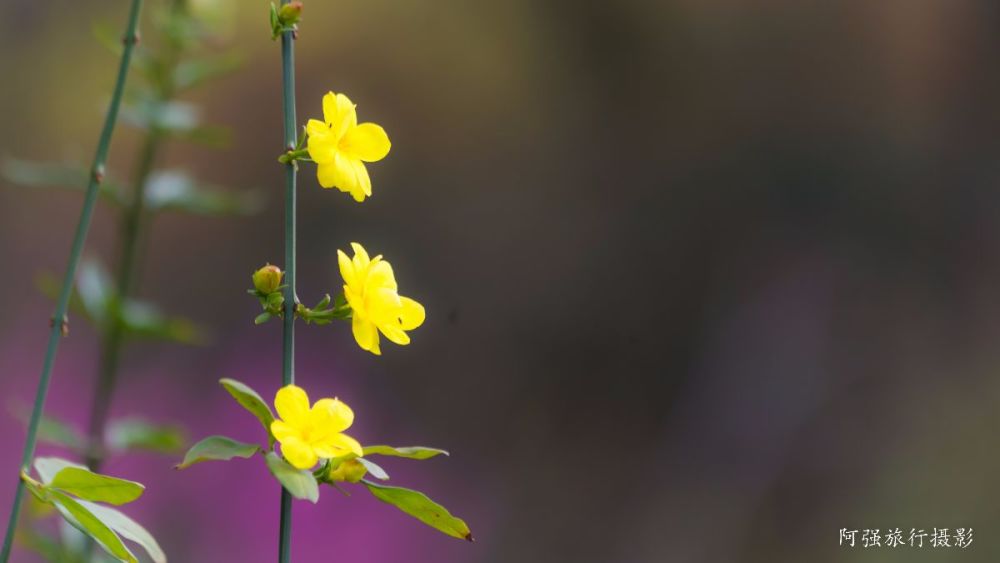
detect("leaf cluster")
(21, 458), (164, 563)
(178, 378), (472, 541)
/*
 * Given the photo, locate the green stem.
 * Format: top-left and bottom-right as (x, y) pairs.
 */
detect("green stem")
(85, 0), (185, 472)
(278, 5), (298, 562)
(85, 132), (162, 472)
(85, 0), (188, 477)
(0, 0), (144, 560)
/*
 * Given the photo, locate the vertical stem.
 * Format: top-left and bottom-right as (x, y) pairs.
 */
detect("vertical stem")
(0, 0), (144, 560)
(85, 132), (161, 472)
(278, 7), (298, 563)
(85, 0), (186, 475)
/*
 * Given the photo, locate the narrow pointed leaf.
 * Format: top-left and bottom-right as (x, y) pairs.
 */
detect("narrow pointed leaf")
(145, 170), (261, 216)
(78, 500), (166, 563)
(265, 452), (319, 503)
(219, 378), (275, 444)
(16, 525), (78, 563)
(34, 457), (88, 484)
(1, 158), (123, 204)
(362, 445), (449, 460)
(106, 418), (187, 453)
(120, 299), (206, 344)
(21, 476), (49, 504)
(35, 273), (93, 324)
(356, 458), (389, 480)
(173, 52), (244, 91)
(77, 259), (115, 326)
(11, 407), (84, 450)
(176, 435), (260, 469)
(49, 467), (144, 505)
(49, 490), (137, 562)
(363, 480), (472, 541)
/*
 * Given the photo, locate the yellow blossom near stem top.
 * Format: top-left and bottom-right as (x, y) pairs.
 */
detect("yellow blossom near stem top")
(339, 242), (425, 355)
(307, 92), (391, 202)
(270, 384), (363, 469)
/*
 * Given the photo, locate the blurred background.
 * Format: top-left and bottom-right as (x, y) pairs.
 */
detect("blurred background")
(1, 0), (999, 561)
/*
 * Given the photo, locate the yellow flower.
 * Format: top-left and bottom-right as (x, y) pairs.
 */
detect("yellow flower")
(270, 385), (363, 469)
(306, 92), (391, 202)
(338, 242), (425, 355)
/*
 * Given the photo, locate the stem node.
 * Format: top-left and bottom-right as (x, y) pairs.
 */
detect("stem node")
(49, 315), (69, 337)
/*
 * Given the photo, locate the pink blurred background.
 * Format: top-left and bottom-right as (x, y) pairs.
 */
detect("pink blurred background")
(2, 1), (1000, 561)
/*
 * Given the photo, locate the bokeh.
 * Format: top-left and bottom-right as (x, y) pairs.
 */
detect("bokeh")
(2, 0), (999, 561)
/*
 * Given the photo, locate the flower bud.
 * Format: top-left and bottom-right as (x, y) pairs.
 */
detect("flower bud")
(277, 1), (303, 26)
(327, 459), (367, 483)
(253, 264), (283, 295)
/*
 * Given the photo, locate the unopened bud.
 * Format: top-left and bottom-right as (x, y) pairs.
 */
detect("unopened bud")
(327, 459), (366, 483)
(277, 1), (303, 26)
(253, 264), (283, 294)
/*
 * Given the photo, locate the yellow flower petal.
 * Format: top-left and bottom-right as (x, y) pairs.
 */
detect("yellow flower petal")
(368, 287), (403, 324)
(344, 286), (365, 320)
(322, 92), (356, 139)
(274, 385), (310, 427)
(367, 260), (398, 291)
(340, 123), (391, 162)
(306, 122), (336, 164)
(270, 420), (300, 442)
(313, 433), (364, 459)
(379, 322), (411, 346)
(306, 118), (330, 139)
(342, 155), (371, 200)
(399, 296), (425, 330)
(337, 250), (357, 290)
(280, 437), (319, 470)
(310, 398), (354, 433)
(317, 153), (369, 201)
(350, 243), (370, 269)
(315, 157), (352, 193)
(352, 315), (381, 355)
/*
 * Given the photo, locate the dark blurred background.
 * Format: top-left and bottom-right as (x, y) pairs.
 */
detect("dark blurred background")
(2, 0), (1000, 561)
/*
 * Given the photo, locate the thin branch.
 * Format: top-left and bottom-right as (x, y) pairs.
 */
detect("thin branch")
(0, 0), (145, 559)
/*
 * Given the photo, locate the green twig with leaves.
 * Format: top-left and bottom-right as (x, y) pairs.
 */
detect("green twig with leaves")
(2, 1), (253, 561)
(179, 3), (471, 559)
(0, 0), (145, 560)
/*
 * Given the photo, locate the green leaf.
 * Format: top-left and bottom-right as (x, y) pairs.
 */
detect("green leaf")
(77, 500), (166, 563)
(38, 416), (86, 451)
(219, 378), (275, 444)
(121, 99), (199, 132)
(265, 452), (319, 503)
(363, 481), (473, 541)
(145, 170), (261, 216)
(49, 467), (144, 506)
(34, 457), (87, 484)
(173, 52), (244, 91)
(77, 259), (115, 326)
(356, 458), (389, 480)
(170, 125), (232, 148)
(10, 407), (85, 450)
(106, 418), (187, 454)
(21, 475), (49, 504)
(119, 299), (206, 344)
(48, 490), (137, 562)
(1, 158), (124, 205)
(16, 524), (84, 563)
(176, 435), (260, 469)
(362, 445), (450, 460)
(35, 273), (92, 324)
